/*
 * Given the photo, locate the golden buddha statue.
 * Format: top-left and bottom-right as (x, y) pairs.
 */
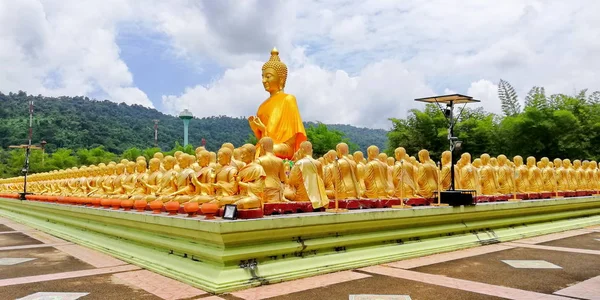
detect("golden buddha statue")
(330, 143), (361, 199)
(353, 151), (367, 196)
(416, 149), (439, 198)
(132, 158), (163, 203)
(222, 143), (245, 169)
(217, 145), (265, 209)
(393, 147), (419, 199)
(284, 141), (329, 207)
(189, 150), (216, 203)
(540, 157), (555, 193)
(573, 160), (584, 191)
(208, 148), (239, 203)
(323, 150), (337, 199)
(440, 151), (452, 191)
(155, 156), (179, 202)
(555, 158), (569, 192)
(101, 164), (117, 195)
(590, 161), (599, 192)
(118, 161), (137, 199)
(255, 137), (287, 203)
(248, 48), (307, 159)
(128, 160), (149, 198)
(526, 156), (543, 193)
(458, 153), (479, 193)
(564, 159), (577, 192)
(582, 160), (592, 190)
(166, 154), (198, 204)
(209, 151), (218, 169)
(479, 154), (499, 195)
(472, 158), (482, 169)
(514, 156), (530, 193)
(364, 146), (392, 199)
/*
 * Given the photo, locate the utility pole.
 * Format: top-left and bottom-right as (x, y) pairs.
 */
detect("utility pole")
(153, 119), (159, 148)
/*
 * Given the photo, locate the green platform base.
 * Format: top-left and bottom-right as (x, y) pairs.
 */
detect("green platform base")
(1, 197), (600, 293)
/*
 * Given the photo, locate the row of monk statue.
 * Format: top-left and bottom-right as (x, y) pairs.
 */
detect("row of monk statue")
(1, 140), (599, 211)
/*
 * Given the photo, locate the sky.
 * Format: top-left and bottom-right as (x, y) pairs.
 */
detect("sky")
(1, 0), (599, 129)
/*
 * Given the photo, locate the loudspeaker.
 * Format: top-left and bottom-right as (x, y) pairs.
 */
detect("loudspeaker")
(440, 190), (476, 206)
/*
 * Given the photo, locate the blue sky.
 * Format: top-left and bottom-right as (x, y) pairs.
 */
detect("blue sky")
(1, 1), (599, 129)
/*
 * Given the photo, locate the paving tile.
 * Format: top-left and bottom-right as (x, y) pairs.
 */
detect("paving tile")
(349, 295), (411, 300)
(385, 244), (514, 269)
(0, 242), (71, 251)
(505, 241), (600, 255)
(231, 271), (371, 300)
(554, 274), (600, 300)
(511, 230), (590, 244)
(0, 264), (139, 287)
(0, 232), (43, 248)
(502, 260), (562, 269)
(0, 257), (36, 265)
(112, 270), (207, 300)
(0, 247), (94, 279)
(16, 292), (89, 300)
(55, 244), (126, 268)
(361, 266), (569, 300)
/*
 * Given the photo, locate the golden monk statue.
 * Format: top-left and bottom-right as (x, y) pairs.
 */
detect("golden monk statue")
(479, 154), (499, 195)
(583, 161), (593, 190)
(322, 150), (337, 199)
(155, 156), (179, 202)
(255, 137), (287, 203)
(440, 151), (452, 191)
(216, 145), (265, 209)
(591, 161), (599, 191)
(496, 155), (514, 195)
(208, 148), (239, 204)
(458, 153), (479, 193)
(189, 150), (216, 203)
(284, 141), (328, 208)
(248, 48), (307, 159)
(564, 159), (577, 192)
(540, 157), (555, 193)
(222, 143), (245, 169)
(128, 160), (149, 198)
(118, 161), (138, 199)
(330, 143), (361, 199)
(167, 154), (197, 204)
(353, 151), (367, 196)
(573, 160), (584, 191)
(514, 156), (530, 193)
(416, 149), (439, 198)
(393, 147), (419, 199)
(364, 146), (392, 199)
(526, 156), (543, 193)
(555, 158), (570, 192)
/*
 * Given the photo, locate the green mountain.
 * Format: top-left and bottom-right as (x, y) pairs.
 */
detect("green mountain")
(0, 91), (388, 154)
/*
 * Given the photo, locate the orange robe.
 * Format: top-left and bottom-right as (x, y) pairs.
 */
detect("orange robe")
(254, 93), (307, 155)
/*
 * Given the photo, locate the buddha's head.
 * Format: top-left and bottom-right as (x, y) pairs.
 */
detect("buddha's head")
(149, 158), (161, 172)
(472, 158), (482, 168)
(120, 159), (129, 165)
(195, 146), (206, 155)
(490, 157), (498, 167)
(526, 156), (536, 168)
(591, 161), (598, 169)
(197, 150), (211, 167)
(240, 145), (256, 164)
(300, 141), (314, 158)
(107, 163), (116, 175)
(441, 151), (451, 165)
(394, 147), (406, 162)
(353, 151), (364, 164)
(336, 143), (350, 158)
(222, 143), (235, 151)
(179, 154), (192, 169)
(262, 48), (288, 93)
(126, 161), (136, 174)
(553, 158), (562, 168)
(174, 151), (184, 161)
(233, 148), (242, 161)
(582, 160), (590, 169)
(418, 149), (430, 164)
(461, 152), (472, 164)
(410, 156), (418, 165)
(540, 157), (549, 167)
(116, 163), (126, 175)
(163, 156), (176, 170)
(217, 147), (233, 166)
(387, 157), (395, 167)
(573, 159), (581, 169)
(258, 137), (274, 155)
(325, 150), (336, 163)
(209, 152), (217, 163)
(377, 153), (388, 163)
(153, 152), (164, 161)
(513, 155), (523, 167)
(563, 158), (571, 168)
(480, 153), (490, 165)
(549, 162), (554, 168)
(367, 145), (380, 161)
(135, 160), (146, 173)
(136, 156), (146, 163)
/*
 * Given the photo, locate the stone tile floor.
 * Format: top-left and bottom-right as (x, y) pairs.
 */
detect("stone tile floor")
(0, 216), (599, 300)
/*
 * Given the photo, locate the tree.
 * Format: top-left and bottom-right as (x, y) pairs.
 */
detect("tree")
(524, 86), (548, 110)
(498, 79), (521, 116)
(306, 123), (357, 157)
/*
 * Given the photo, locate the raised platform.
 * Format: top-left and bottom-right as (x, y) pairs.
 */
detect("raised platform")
(1, 196), (600, 293)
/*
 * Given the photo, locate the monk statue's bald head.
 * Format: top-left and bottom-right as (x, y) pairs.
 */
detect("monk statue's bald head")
(299, 141), (313, 157)
(258, 137), (274, 153)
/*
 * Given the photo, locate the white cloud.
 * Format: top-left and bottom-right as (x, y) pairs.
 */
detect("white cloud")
(0, 0), (152, 107)
(467, 80), (501, 115)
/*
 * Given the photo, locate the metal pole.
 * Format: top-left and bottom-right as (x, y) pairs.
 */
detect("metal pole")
(449, 101), (456, 191)
(22, 99), (34, 199)
(153, 120), (159, 148)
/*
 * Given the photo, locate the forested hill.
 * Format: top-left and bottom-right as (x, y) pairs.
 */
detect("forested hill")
(0, 91), (387, 153)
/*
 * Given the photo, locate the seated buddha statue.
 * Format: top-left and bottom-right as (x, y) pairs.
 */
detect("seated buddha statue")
(591, 161), (600, 192)
(222, 143), (245, 170)
(564, 159), (577, 191)
(526, 156), (543, 193)
(353, 151), (367, 196)
(216, 144), (265, 209)
(393, 147), (419, 199)
(167, 154), (198, 204)
(255, 137), (287, 203)
(118, 161), (138, 199)
(284, 141), (329, 208)
(108, 163), (128, 197)
(128, 160), (149, 198)
(364, 146), (392, 199)
(440, 151), (452, 191)
(100, 164), (117, 195)
(330, 143), (361, 199)
(417, 149), (439, 198)
(583, 160), (593, 190)
(555, 158), (569, 192)
(573, 160), (584, 191)
(323, 150), (337, 199)
(386, 156), (395, 189)
(539, 157), (554, 193)
(496, 155), (514, 195)
(248, 48), (307, 160)
(479, 154), (499, 195)
(459, 153), (479, 193)
(132, 158), (163, 203)
(513, 156), (530, 193)
(189, 150), (216, 203)
(155, 156), (179, 202)
(207, 148), (239, 204)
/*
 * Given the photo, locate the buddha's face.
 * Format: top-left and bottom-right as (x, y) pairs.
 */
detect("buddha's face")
(240, 148), (253, 164)
(395, 148), (406, 161)
(262, 68), (281, 93)
(554, 159), (562, 167)
(217, 150), (231, 166)
(353, 152), (364, 163)
(136, 162), (146, 173)
(149, 159), (160, 172)
(526, 157), (536, 167)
